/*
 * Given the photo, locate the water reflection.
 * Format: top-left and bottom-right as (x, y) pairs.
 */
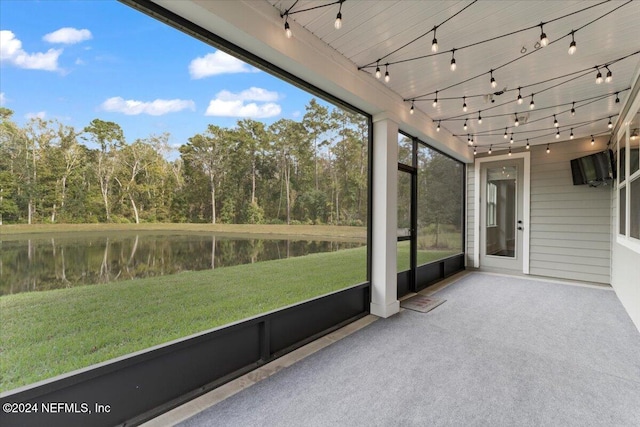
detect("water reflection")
(0, 233), (363, 295)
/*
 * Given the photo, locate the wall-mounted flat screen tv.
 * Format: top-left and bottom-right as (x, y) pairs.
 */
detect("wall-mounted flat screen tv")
(570, 150), (615, 186)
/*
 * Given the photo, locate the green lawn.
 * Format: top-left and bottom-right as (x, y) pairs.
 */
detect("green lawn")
(0, 223), (367, 240)
(0, 246), (367, 392)
(0, 232), (460, 392)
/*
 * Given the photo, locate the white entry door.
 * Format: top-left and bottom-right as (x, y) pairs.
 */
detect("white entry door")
(479, 158), (526, 273)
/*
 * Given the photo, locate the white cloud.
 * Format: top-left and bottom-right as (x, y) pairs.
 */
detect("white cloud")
(100, 97), (196, 116)
(75, 58), (85, 65)
(25, 111), (46, 120)
(205, 100), (281, 118)
(0, 30), (61, 71)
(43, 27), (92, 44)
(217, 87), (279, 102)
(205, 87), (281, 118)
(189, 50), (258, 79)
(291, 111), (301, 118)
(0, 92), (6, 106)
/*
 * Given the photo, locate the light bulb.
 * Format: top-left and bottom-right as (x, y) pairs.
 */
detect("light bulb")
(334, 12), (342, 29)
(462, 97), (467, 112)
(615, 93), (620, 104)
(568, 40), (576, 55)
(450, 56), (456, 71)
(432, 98), (438, 108)
(384, 70), (390, 83)
(463, 120), (468, 131)
(526, 140), (530, 150)
(571, 102), (575, 116)
(517, 92), (523, 104)
(478, 111), (482, 124)
(284, 21), (292, 39)
(436, 121), (441, 132)
(410, 104), (414, 115)
(556, 129), (560, 139)
(490, 72), (497, 89)
(504, 128), (508, 139)
(488, 145), (492, 154)
(510, 134), (514, 144)
(553, 115), (558, 127)
(468, 135), (473, 146)
(546, 144), (550, 154)
(605, 68), (612, 83)
(514, 115), (519, 127)
(530, 95), (535, 110)
(473, 146), (477, 155)
(540, 24), (549, 47)
(591, 135), (595, 145)
(608, 118), (613, 129)
(508, 147), (512, 156)
(570, 129), (574, 139)
(596, 70), (603, 84)
(432, 37), (438, 53)
(375, 66), (381, 79)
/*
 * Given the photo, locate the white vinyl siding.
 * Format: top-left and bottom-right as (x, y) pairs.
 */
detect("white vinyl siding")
(528, 139), (611, 284)
(466, 163), (475, 266)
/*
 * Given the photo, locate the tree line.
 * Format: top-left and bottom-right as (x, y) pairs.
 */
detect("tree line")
(0, 99), (369, 226)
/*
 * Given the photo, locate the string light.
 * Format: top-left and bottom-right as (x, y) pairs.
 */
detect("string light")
(410, 101), (414, 115)
(450, 49), (457, 71)
(510, 133), (514, 144)
(517, 87), (523, 105)
(556, 128), (560, 139)
(433, 91), (439, 108)
(473, 145), (477, 156)
(504, 128), (508, 139)
(431, 26), (438, 53)
(553, 115), (559, 127)
(605, 66), (613, 83)
(375, 63), (381, 79)
(595, 68), (603, 84)
(463, 119), (468, 130)
(546, 144), (550, 154)
(488, 145), (492, 154)
(468, 134), (473, 145)
(530, 94), (535, 110)
(608, 117), (613, 129)
(334, 0), (343, 29)
(514, 114), (519, 127)
(568, 31), (577, 55)
(570, 128), (574, 139)
(478, 111), (482, 124)
(508, 147), (512, 156)
(462, 96), (468, 112)
(526, 139), (530, 150)
(284, 20), (292, 39)
(384, 64), (390, 83)
(591, 135), (595, 145)
(571, 102), (576, 116)
(490, 70), (497, 89)
(436, 121), (441, 132)
(539, 23), (549, 47)
(615, 92), (620, 103)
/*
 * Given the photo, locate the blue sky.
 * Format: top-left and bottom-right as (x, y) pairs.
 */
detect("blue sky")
(0, 0), (319, 151)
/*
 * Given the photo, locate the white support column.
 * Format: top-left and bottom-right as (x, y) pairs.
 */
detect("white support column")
(370, 115), (400, 318)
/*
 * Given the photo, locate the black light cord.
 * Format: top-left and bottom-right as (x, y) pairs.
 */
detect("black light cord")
(360, 0), (615, 70)
(364, 0), (478, 67)
(405, 0), (633, 100)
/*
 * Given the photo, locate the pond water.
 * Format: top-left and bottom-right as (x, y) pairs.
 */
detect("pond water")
(0, 232), (364, 296)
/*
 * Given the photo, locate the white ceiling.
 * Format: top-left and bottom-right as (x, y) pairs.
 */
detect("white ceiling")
(268, 0), (640, 152)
